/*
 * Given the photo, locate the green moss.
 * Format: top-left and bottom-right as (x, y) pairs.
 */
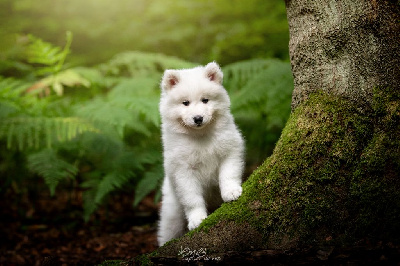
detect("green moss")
(254, 90), (399, 246)
(215, 90), (396, 244)
(148, 89), (400, 262)
(348, 87), (400, 238)
(135, 251), (156, 266)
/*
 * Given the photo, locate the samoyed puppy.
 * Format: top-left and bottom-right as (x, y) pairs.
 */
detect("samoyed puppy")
(157, 62), (245, 246)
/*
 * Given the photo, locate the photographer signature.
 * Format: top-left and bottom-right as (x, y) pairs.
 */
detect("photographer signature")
(178, 246), (222, 262)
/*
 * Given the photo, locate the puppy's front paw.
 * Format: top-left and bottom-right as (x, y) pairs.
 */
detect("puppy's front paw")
(188, 211), (207, 230)
(222, 185), (242, 202)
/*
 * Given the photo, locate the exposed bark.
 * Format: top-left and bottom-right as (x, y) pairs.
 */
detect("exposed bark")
(141, 0), (400, 264)
(286, 0), (399, 110)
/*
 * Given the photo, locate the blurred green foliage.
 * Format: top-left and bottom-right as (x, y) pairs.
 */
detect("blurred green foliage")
(0, 0), (289, 65)
(0, 34), (292, 220)
(0, 1), (293, 221)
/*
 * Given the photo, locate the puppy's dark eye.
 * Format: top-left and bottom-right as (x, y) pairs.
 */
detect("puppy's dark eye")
(201, 98), (209, 104)
(182, 100), (190, 106)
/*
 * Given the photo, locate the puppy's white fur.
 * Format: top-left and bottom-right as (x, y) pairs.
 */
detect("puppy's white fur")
(157, 62), (244, 246)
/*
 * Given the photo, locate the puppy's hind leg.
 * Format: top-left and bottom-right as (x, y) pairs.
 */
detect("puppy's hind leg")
(157, 178), (186, 246)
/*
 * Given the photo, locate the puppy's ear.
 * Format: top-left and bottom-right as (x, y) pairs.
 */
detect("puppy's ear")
(161, 70), (180, 91)
(205, 62), (223, 84)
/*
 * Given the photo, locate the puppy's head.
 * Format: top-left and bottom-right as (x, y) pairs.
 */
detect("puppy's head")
(160, 62), (230, 133)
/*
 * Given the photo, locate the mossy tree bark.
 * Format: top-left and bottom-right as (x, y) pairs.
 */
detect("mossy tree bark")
(287, 0), (399, 110)
(143, 0), (399, 264)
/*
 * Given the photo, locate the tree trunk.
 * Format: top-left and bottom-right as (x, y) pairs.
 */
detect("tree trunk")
(287, 0), (399, 110)
(140, 0), (400, 264)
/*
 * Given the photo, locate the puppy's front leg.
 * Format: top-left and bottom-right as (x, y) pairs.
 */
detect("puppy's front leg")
(219, 155), (244, 202)
(174, 172), (207, 230)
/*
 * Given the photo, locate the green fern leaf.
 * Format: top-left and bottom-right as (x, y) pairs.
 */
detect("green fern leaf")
(25, 31), (72, 76)
(0, 77), (28, 118)
(0, 77), (30, 97)
(107, 78), (160, 127)
(133, 164), (163, 207)
(27, 149), (78, 195)
(0, 100), (21, 118)
(224, 59), (293, 129)
(0, 117), (99, 150)
(94, 172), (132, 204)
(28, 69), (91, 96)
(81, 180), (99, 222)
(73, 67), (105, 87)
(223, 59), (274, 93)
(78, 99), (152, 137)
(26, 37), (62, 66)
(78, 145), (144, 219)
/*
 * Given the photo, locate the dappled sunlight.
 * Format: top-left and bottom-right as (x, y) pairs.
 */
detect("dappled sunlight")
(0, 0), (289, 65)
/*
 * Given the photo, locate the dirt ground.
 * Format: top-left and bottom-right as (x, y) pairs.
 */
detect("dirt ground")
(1, 181), (400, 265)
(0, 184), (159, 265)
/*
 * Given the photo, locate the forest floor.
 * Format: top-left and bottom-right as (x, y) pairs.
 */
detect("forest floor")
(1, 182), (400, 265)
(0, 183), (159, 265)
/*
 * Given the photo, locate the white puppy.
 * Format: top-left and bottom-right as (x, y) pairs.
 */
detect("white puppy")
(157, 62), (244, 246)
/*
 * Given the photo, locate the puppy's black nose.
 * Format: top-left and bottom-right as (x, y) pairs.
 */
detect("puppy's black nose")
(193, 115), (203, 126)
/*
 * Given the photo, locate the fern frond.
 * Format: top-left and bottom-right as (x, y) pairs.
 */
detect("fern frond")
(25, 37), (62, 66)
(107, 78), (160, 127)
(0, 117), (99, 150)
(223, 59), (277, 93)
(0, 77), (30, 97)
(73, 67), (105, 87)
(228, 59), (292, 110)
(81, 179), (99, 222)
(94, 172), (132, 204)
(27, 69), (91, 96)
(79, 148), (143, 220)
(77, 99), (152, 137)
(27, 149), (78, 195)
(0, 77), (27, 118)
(77, 78), (160, 137)
(133, 164), (163, 207)
(224, 59), (293, 129)
(25, 32), (72, 76)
